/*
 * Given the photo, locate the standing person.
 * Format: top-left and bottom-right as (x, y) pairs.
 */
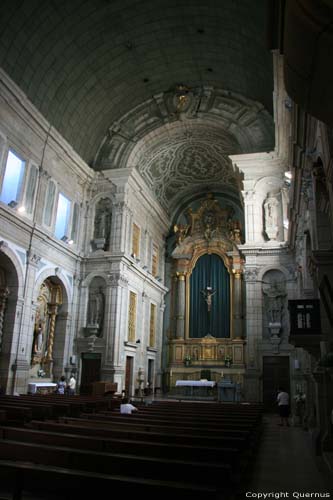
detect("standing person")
(294, 390), (306, 427)
(120, 397), (138, 414)
(67, 374), (76, 395)
(277, 387), (290, 426)
(57, 375), (66, 395)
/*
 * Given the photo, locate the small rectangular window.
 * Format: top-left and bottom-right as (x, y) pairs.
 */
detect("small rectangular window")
(54, 193), (71, 239)
(0, 149), (25, 205)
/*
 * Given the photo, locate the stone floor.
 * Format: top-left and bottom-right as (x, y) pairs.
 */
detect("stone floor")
(240, 413), (333, 497)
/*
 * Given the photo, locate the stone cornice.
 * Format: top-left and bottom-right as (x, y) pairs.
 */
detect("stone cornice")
(239, 243), (289, 256)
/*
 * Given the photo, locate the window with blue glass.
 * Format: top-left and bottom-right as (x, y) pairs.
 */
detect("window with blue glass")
(54, 193), (71, 240)
(0, 149), (25, 205)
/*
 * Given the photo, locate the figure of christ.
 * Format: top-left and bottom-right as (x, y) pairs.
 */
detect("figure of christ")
(201, 287), (216, 312)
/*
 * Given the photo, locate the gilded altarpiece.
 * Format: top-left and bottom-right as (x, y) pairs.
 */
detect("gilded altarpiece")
(168, 195), (245, 386)
(30, 279), (63, 379)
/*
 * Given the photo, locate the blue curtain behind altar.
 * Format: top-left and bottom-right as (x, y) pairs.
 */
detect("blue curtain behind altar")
(189, 253), (230, 338)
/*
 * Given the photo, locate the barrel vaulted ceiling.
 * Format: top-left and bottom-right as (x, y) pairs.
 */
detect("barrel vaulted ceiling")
(0, 0), (274, 211)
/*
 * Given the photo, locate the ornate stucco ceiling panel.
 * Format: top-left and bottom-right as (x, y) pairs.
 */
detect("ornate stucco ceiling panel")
(136, 140), (238, 212)
(95, 86), (274, 172)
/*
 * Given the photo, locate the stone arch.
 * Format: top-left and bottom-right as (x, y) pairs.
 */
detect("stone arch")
(0, 243), (24, 296)
(30, 269), (71, 381)
(257, 264), (290, 284)
(0, 247), (22, 391)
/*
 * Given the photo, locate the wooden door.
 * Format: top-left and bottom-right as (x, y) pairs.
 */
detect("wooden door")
(262, 356), (290, 411)
(80, 353), (101, 395)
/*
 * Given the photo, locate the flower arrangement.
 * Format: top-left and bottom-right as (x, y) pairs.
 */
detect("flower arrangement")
(183, 354), (192, 366)
(224, 355), (233, 367)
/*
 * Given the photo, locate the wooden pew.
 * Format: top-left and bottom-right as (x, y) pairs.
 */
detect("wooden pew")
(102, 410), (260, 428)
(0, 459), (220, 500)
(0, 403), (32, 423)
(0, 439), (234, 492)
(75, 413), (253, 442)
(0, 425), (244, 472)
(31, 418), (249, 450)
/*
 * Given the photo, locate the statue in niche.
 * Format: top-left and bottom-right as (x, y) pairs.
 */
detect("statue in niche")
(203, 210), (217, 240)
(93, 198), (112, 250)
(87, 287), (105, 329)
(33, 322), (44, 354)
(262, 280), (286, 325)
(263, 191), (281, 241)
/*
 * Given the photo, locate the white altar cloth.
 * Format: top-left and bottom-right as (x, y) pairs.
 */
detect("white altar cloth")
(28, 382), (57, 394)
(176, 380), (216, 387)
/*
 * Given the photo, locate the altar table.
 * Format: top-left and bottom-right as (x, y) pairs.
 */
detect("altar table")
(28, 382), (57, 394)
(175, 380), (216, 399)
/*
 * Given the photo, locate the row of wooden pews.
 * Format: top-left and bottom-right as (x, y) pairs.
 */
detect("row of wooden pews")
(0, 396), (264, 499)
(0, 393), (120, 425)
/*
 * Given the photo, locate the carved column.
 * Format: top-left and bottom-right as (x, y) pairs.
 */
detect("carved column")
(112, 201), (126, 253)
(0, 286), (10, 352)
(171, 275), (178, 338)
(232, 270), (243, 339)
(242, 190), (256, 243)
(176, 272), (186, 339)
(45, 304), (58, 363)
(106, 273), (129, 366)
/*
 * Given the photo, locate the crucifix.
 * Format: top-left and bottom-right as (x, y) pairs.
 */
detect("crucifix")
(201, 286), (216, 312)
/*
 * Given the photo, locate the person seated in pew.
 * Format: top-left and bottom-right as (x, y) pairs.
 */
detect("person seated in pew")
(120, 397), (138, 414)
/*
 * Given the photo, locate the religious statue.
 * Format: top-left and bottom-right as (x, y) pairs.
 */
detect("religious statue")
(93, 198), (112, 250)
(263, 191), (282, 241)
(201, 286), (216, 312)
(203, 210), (217, 240)
(262, 279), (286, 325)
(94, 212), (107, 239)
(33, 322), (44, 353)
(173, 223), (190, 245)
(87, 288), (105, 331)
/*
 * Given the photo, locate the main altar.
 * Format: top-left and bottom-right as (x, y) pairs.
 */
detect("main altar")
(166, 194), (246, 393)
